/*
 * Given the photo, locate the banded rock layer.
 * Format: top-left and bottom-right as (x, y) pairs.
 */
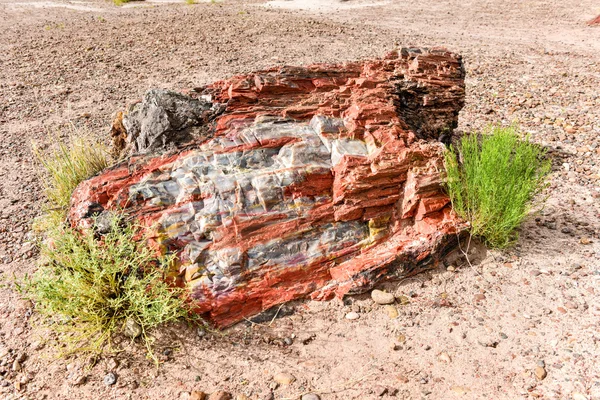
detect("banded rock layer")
(71, 48), (466, 327)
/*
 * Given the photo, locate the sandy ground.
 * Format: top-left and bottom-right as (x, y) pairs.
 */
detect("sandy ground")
(0, 0), (599, 399)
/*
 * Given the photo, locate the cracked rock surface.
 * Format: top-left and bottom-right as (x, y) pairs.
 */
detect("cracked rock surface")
(70, 49), (466, 326)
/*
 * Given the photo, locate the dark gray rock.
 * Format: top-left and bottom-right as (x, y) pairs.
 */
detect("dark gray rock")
(121, 89), (221, 155)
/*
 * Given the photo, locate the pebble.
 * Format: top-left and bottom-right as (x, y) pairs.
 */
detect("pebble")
(103, 372), (117, 386)
(273, 372), (296, 385)
(473, 293), (486, 302)
(534, 366), (547, 381)
(190, 391), (207, 400)
(371, 289), (395, 305)
(235, 395), (250, 400)
(208, 391), (232, 400)
(12, 360), (21, 372)
(301, 394), (321, 400)
(70, 374), (87, 386)
(107, 358), (119, 371)
(123, 318), (142, 339)
(384, 305), (398, 319)
(345, 311), (360, 320)
(30, 341), (44, 351)
(446, 265), (456, 272)
(374, 385), (388, 396)
(564, 301), (578, 310)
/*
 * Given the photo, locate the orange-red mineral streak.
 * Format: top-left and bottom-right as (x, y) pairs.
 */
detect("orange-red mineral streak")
(70, 48), (467, 327)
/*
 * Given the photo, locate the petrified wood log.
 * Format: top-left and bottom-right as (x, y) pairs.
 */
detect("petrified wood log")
(589, 15), (600, 26)
(71, 48), (466, 327)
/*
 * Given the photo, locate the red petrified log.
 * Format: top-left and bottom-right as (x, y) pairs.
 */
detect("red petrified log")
(70, 48), (467, 327)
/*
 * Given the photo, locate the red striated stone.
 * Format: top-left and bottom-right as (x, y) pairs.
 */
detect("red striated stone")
(71, 48), (467, 327)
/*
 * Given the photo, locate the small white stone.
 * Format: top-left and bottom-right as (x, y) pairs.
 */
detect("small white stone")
(345, 311), (360, 320)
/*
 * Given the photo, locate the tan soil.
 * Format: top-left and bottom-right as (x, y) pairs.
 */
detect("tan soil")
(0, 0), (599, 399)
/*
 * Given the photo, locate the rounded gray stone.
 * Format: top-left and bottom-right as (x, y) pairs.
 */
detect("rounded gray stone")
(104, 372), (117, 386)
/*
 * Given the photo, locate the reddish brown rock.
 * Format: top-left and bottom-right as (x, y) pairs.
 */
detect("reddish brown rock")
(589, 15), (600, 26)
(70, 48), (466, 327)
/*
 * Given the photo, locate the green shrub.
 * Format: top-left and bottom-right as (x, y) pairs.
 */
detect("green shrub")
(22, 218), (191, 357)
(444, 126), (551, 248)
(26, 135), (196, 359)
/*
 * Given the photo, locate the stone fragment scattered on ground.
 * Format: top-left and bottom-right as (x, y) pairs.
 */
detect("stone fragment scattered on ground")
(371, 290), (395, 305)
(384, 305), (398, 319)
(123, 318), (142, 339)
(534, 366), (547, 381)
(345, 312), (360, 320)
(103, 373), (117, 386)
(273, 372), (296, 385)
(207, 391), (232, 400)
(190, 391), (207, 400)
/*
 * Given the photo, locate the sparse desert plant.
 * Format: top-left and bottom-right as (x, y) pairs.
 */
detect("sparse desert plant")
(186, 0), (197, 4)
(22, 217), (192, 358)
(444, 126), (551, 248)
(26, 132), (197, 359)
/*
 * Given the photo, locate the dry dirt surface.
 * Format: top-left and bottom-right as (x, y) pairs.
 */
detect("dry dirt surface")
(1, 0), (600, 399)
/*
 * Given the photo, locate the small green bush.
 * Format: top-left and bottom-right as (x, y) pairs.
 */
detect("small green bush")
(444, 126), (551, 248)
(23, 218), (190, 357)
(27, 134), (196, 359)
